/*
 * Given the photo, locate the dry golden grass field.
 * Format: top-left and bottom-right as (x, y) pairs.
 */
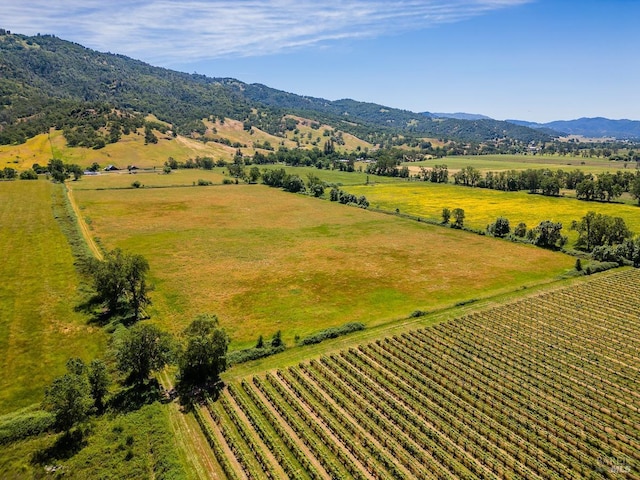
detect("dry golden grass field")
(0, 116), (372, 172)
(73, 181), (575, 350)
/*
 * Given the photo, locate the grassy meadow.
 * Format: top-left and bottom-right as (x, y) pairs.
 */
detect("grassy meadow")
(0, 181), (106, 414)
(73, 181), (574, 350)
(347, 181), (640, 243)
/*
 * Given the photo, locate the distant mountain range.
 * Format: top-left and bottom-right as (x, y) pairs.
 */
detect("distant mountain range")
(505, 117), (640, 140)
(431, 112), (640, 140)
(430, 112), (493, 121)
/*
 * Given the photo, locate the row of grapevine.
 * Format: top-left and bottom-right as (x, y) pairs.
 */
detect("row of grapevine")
(197, 269), (640, 479)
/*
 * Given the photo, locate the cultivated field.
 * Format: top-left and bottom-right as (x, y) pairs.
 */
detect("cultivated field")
(0, 181), (106, 413)
(71, 181), (574, 349)
(346, 182), (640, 243)
(203, 268), (640, 479)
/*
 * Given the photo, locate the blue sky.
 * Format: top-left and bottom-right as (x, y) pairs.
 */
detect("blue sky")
(4, 1), (639, 122)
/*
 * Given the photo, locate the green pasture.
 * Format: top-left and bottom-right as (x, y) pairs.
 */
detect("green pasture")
(409, 153), (634, 174)
(0, 181), (106, 414)
(346, 182), (640, 244)
(73, 183), (574, 350)
(70, 169), (228, 190)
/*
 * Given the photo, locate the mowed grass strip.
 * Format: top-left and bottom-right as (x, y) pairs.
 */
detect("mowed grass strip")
(74, 184), (574, 349)
(347, 182), (640, 242)
(0, 181), (106, 414)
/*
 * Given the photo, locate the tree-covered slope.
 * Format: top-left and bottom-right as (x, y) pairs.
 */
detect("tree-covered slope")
(0, 31), (552, 145)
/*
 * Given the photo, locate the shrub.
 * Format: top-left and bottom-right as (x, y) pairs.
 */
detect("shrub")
(197, 179), (213, 186)
(0, 408), (55, 444)
(131, 180), (142, 188)
(299, 322), (365, 346)
(19, 169), (39, 180)
(227, 345), (286, 365)
(514, 222), (527, 237)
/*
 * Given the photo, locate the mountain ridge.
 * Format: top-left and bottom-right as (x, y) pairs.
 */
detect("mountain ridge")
(505, 117), (640, 139)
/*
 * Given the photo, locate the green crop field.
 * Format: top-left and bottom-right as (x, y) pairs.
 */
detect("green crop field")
(200, 268), (640, 479)
(0, 181), (106, 414)
(72, 182), (574, 349)
(346, 181), (640, 243)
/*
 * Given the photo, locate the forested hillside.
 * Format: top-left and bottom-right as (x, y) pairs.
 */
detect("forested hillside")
(0, 31), (552, 147)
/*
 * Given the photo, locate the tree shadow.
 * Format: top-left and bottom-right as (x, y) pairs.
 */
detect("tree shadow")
(108, 379), (162, 414)
(174, 379), (224, 412)
(77, 297), (141, 328)
(31, 428), (88, 465)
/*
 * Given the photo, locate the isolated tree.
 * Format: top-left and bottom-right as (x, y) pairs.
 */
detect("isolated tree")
(116, 323), (175, 384)
(178, 314), (229, 386)
(42, 359), (92, 432)
(451, 208), (465, 229)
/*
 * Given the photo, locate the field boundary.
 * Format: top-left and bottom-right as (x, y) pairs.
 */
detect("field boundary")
(65, 182), (104, 261)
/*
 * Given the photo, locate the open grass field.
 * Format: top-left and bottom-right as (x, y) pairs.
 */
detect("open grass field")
(408, 153), (635, 175)
(72, 182), (574, 350)
(346, 181), (640, 244)
(200, 268), (640, 479)
(0, 180), (106, 414)
(0, 129), (226, 171)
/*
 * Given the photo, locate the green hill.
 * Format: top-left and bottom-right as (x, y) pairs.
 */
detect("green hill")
(0, 31), (552, 148)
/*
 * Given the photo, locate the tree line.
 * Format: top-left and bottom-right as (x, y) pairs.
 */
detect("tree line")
(438, 207), (640, 266)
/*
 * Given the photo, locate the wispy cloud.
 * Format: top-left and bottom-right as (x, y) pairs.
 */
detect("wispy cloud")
(4, 1), (531, 64)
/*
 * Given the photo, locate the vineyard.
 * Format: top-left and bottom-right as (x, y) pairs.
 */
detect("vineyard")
(199, 269), (640, 479)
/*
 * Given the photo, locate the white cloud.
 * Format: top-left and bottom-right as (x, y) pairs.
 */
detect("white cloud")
(3, 0), (532, 64)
